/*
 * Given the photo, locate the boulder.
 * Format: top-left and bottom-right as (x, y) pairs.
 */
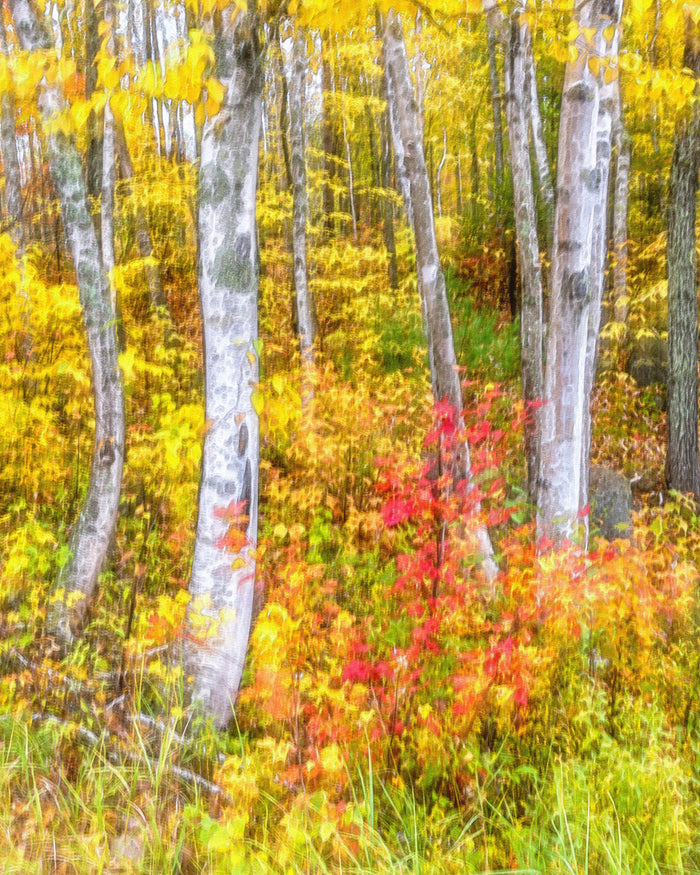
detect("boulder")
(589, 465), (632, 540)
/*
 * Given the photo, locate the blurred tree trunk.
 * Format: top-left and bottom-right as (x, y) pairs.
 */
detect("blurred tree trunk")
(666, 12), (700, 498)
(502, 2), (543, 502)
(382, 8), (497, 580)
(0, 13), (24, 250)
(580, 46), (618, 513)
(288, 27), (316, 398)
(485, 4), (504, 211)
(114, 121), (171, 317)
(9, 0), (125, 640)
(321, 37), (336, 238)
(184, 1), (263, 728)
(526, 51), (554, 257)
(611, 76), (630, 326)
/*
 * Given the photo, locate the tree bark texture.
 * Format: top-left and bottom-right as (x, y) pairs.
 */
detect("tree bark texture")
(321, 38), (336, 238)
(9, 0), (125, 639)
(526, 50), (554, 257)
(114, 121), (170, 315)
(580, 45), (618, 514)
(376, 50), (398, 290)
(101, 0), (117, 315)
(503, 3), (543, 502)
(184, 2), (263, 728)
(666, 14), (700, 498)
(0, 13), (24, 249)
(84, 0), (103, 206)
(611, 75), (630, 325)
(537, 0), (622, 543)
(383, 9), (496, 579)
(485, 7), (504, 210)
(382, 31), (413, 232)
(288, 27), (317, 388)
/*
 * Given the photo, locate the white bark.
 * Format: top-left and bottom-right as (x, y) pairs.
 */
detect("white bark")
(341, 87), (358, 242)
(9, 0), (125, 639)
(436, 127), (447, 218)
(101, 0), (116, 315)
(580, 47), (618, 514)
(383, 9), (496, 580)
(503, 2), (544, 501)
(184, 3), (263, 728)
(0, 13), (24, 250)
(288, 27), (316, 395)
(383, 43), (413, 230)
(611, 75), (630, 325)
(526, 50), (555, 256)
(537, 0), (622, 543)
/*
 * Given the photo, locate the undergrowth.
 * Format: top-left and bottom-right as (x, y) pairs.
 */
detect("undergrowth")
(1, 219), (699, 875)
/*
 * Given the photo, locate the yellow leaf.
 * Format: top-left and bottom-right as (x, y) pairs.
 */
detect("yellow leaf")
(251, 389), (264, 415)
(205, 76), (225, 116)
(273, 523), (288, 539)
(59, 56), (76, 82)
(319, 744), (344, 774)
(272, 374), (284, 395)
(118, 348), (136, 383)
(70, 99), (92, 131)
(98, 56), (120, 91)
(604, 64), (618, 84)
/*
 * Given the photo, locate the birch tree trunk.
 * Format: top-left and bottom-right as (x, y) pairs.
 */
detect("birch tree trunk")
(666, 13), (700, 498)
(84, 0), (102, 212)
(503, 3), (543, 501)
(536, 0), (622, 543)
(382, 9), (496, 579)
(184, 2), (263, 728)
(382, 35), (413, 231)
(611, 75), (630, 325)
(0, 13), (24, 250)
(526, 51), (554, 257)
(375, 36), (398, 290)
(9, 0), (125, 639)
(436, 127), (447, 218)
(485, 5), (504, 208)
(341, 90), (358, 242)
(580, 46), (618, 514)
(321, 38), (335, 238)
(288, 27), (316, 394)
(101, 0), (117, 319)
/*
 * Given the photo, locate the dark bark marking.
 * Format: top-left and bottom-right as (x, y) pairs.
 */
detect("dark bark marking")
(567, 83), (593, 103)
(564, 269), (589, 305)
(237, 422), (248, 456)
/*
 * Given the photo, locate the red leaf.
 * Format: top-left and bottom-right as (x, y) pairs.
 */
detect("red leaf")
(382, 498), (413, 527)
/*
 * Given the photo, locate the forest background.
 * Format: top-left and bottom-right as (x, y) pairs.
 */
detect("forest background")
(2, 0), (700, 871)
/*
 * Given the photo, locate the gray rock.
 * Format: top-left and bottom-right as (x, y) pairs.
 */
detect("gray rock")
(589, 465), (632, 540)
(628, 335), (668, 387)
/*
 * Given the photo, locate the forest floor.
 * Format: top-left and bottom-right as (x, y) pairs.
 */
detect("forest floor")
(1, 228), (699, 873)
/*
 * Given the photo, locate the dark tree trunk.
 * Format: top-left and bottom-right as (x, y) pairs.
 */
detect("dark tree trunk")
(666, 14), (700, 498)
